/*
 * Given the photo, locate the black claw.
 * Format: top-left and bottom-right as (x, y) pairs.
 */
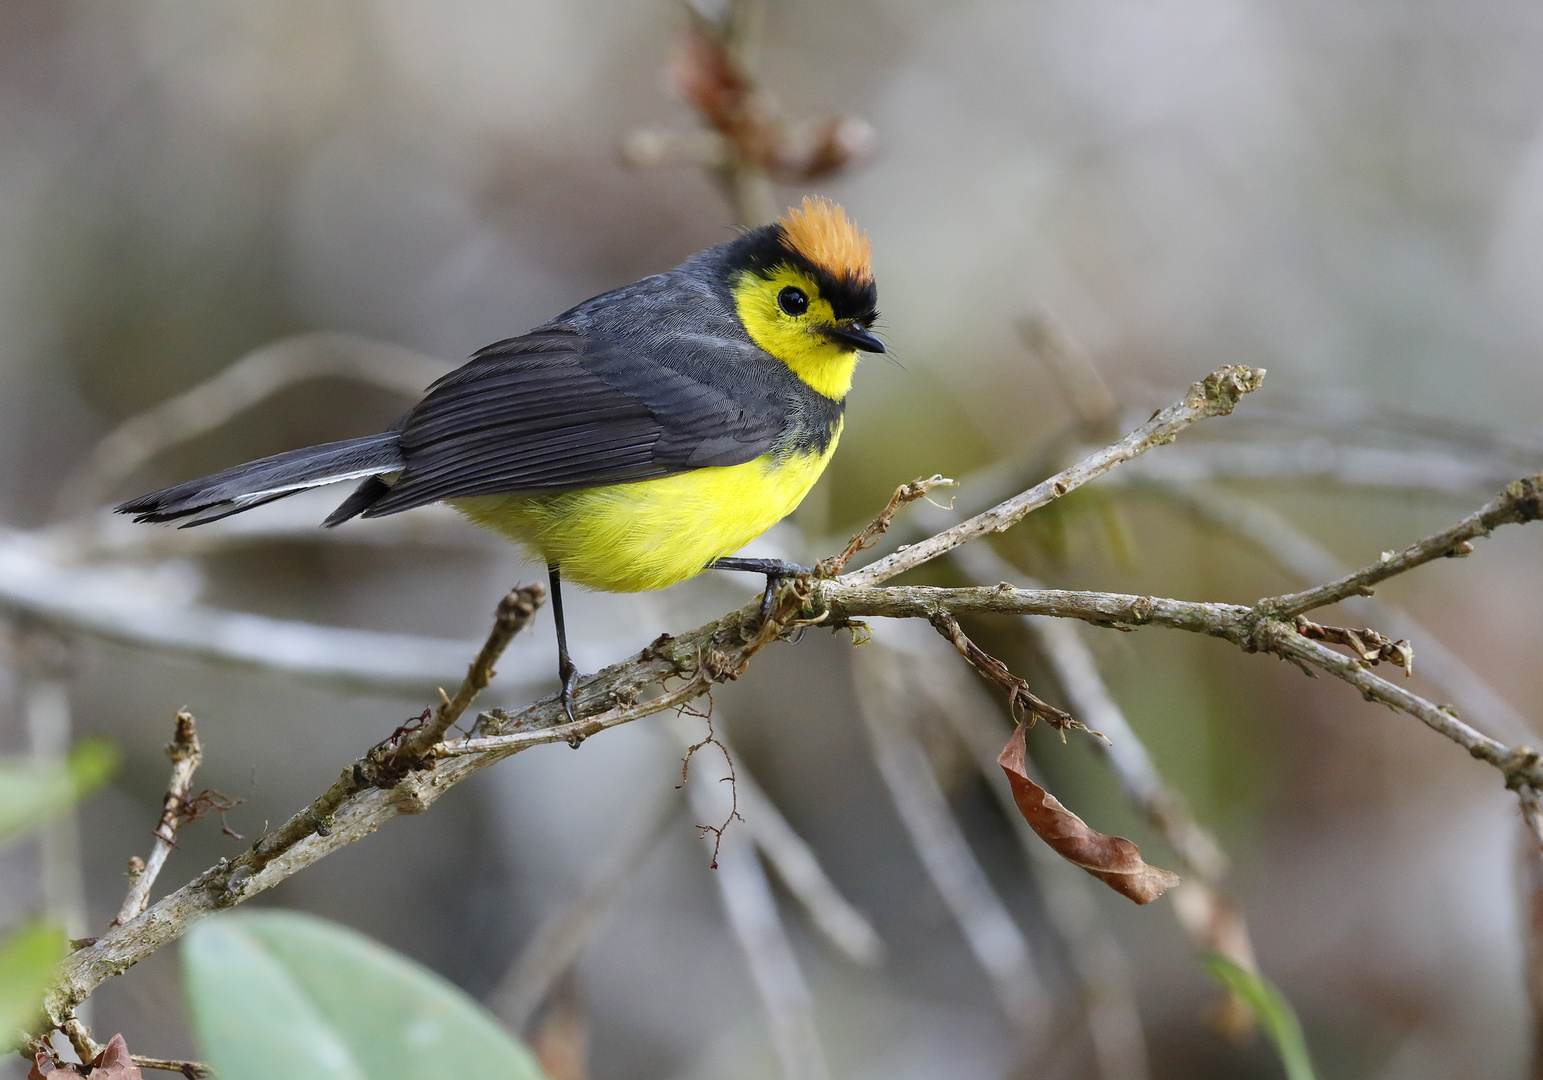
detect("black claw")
(558, 656), (580, 725)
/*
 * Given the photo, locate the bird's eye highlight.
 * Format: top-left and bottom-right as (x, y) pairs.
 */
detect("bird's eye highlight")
(777, 286), (809, 316)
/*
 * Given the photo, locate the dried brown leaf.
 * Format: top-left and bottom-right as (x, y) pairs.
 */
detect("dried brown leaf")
(997, 724), (1180, 904)
(30, 1034), (143, 1080)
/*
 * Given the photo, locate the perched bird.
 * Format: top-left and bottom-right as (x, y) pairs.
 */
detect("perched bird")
(119, 197), (883, 718)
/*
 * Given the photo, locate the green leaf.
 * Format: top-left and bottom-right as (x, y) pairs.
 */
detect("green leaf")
(0, 739), (117, 848)
(0, 920), (68, 1050)
(183, 911), (549, 1080)
(1204, 953), (1318, 1080)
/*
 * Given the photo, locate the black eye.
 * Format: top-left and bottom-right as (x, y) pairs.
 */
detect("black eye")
(777, 286), (809, 316)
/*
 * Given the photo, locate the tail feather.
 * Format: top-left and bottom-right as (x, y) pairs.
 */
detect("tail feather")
(116, 433), (404, 526)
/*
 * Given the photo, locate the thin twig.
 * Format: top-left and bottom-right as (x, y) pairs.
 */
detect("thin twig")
(950, 540), (1228, 882)
(111, 710), (204, 927)
(411, 588), (547, 752)
(1263, 472), (1542, 617)
(130, 1053), (214, 1077)
(814, 579), (1543, 789)
(840, 365), (1266, 587)
(814, 474), (955, 578)
(664, 716), (883, 966)
(928, 611), (1078, 734)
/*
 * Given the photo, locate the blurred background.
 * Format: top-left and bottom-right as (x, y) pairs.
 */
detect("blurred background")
(3, 1), (1543, 1077)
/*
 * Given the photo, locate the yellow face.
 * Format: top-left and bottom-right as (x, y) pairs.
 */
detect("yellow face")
(731, 263), (863, 401)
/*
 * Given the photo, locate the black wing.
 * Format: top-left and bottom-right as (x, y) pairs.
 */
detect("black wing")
(359, 330), (783, 517)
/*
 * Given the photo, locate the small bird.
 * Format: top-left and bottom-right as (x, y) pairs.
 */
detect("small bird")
(119, 197), (883, 718)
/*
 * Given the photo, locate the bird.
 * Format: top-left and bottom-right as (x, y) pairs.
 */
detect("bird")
(118, 196), (884, 720)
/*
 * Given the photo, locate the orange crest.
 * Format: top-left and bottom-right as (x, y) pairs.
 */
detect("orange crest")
(777, 197), (872, 284)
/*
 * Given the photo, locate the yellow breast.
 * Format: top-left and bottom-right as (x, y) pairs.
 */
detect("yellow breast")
(452, 423), (841, 592)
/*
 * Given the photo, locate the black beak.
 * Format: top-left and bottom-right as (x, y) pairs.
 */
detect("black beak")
(821, 322), (887, 354)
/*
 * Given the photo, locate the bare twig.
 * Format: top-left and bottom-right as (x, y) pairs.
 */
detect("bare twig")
(814, 474), (955, 578)
(111, 711), (204, 927)
(1263, 472), (1542, 617)
(130, 1054), (213, 1077)
(669, 713), (885, 964)
(412, 588), (547, 752)
(928, 611), (1078, 734)
(953, 546), (1228, 880)
(840, 365), (1266, 587)
(813, 577), (1543, 790)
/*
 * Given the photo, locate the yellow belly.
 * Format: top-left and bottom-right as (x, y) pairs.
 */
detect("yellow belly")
(452, 429), (839, 593)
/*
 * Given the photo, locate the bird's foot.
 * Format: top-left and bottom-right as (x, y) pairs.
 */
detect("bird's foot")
(557, 655), (581, 725)
(707, 557), (816, 624)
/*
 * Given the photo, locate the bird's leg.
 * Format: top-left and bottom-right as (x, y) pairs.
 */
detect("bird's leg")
(549, 563), (580, 724)
(707, 557), (816, 623)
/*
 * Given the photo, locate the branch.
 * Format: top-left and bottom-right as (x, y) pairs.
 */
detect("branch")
(901, 632), (1152, 1079)
(950, 540), (1228, 881)
(1143, 477), (1534, 742)
(110, 711), (204, 928)
(816, 579), (1543, 788)
(839, 365), (1266, 587)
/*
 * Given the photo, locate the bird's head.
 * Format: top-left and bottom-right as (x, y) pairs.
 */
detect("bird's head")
(727, 197), (882, 400)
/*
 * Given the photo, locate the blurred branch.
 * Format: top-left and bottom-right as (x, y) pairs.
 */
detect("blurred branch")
(730, 757), (884, 967)
(110, 710), (203, 928)
(0, 528), (532, 692)
(887, 628), (1150, 1079)
(852, 645), (1050, 1035)
(949, 543), (1227, 882)
(621, 0), (875, 225)
(19, 633), (89, 942)
(681, 713), (832, 1080)
(53, 332), (448, 521)
(1517, 787), (1543, 1080)
(486, 789), (679, 1033)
